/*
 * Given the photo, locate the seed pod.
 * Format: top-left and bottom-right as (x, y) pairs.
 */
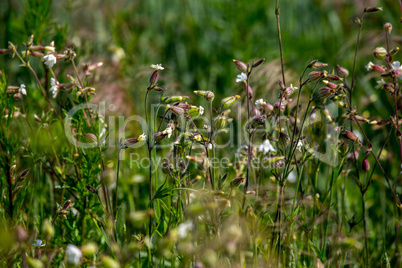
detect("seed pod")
(233, 59), (247, 72)
(318, 87), (333, 99)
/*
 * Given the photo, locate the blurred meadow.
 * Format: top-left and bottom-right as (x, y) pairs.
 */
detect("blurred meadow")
(1, 0), (402, 267)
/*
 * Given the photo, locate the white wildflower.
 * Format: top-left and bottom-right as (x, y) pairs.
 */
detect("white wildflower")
(208, 143), (213, 150)
(66, 244), (82, 265)
(177, 221), (193, 238)
(50, 78), (58, 99)
(32, 239), (46, 248)
(287, 171), (297, 183)
(258, 139), (276, 154)
(375, 79), (386, 89)
(290, 83), (298, 90)
(391, 61), (402, 71)
(150, 64), (164, 70)
(163, 127), (173, 138)
(194, 134), (202, 142)
(365, 61), (374, 71)
(199, 106), (204, 115)
(236, 72), (247, 83)
(255, 98), (266, 106)
(296, 140), (303, 152)
(43, 54), (57, 68)
(19, 84), (26, 95)
(138, 133), (146, 141)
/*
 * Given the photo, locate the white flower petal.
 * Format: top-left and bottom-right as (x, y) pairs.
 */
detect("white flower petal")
(236, 72), (247, 83)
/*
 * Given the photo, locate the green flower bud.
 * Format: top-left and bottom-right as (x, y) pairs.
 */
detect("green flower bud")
(81, 242), (98, 257)
(373, 47), (387, 60)
(221, 95), (240, 108)
(101, 256), (121, 268)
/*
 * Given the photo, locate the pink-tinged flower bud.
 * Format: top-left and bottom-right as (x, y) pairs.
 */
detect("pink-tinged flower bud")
(307, 59), (318, 69)
(284, 86), (294, 97)
(311, 61), (328, 69)
(308, 71), (325, 81)
(177, 103), (191, 109)
(373, 47), (387, 60)
(244, 83), (253, 99)
(384, 23), (392, 34)
(230, 177), (244, 187)
(373, 65), (386, 73)
(204, 91), (215, 101)
(149, 70), (159, 86)
(261, 103), (274, 115)
(121, 138), (139, 149)
(318, 87), (333, 99)
(167, 105), (185, 115)
(342, 130), (358, 142)
(322, 80), (339, 90)
(251, 106), (261, 117)
(62, 199), (74, 209)
(361, 158), (370, 171)
(326, 74), (342, 81)
(278, 80), (285, 90)
(86, 185), (97, 193)
(336, 65), (349, 78)
(365, 6), (383, 13)
(153, 86), (164, 92)
(85, 133), (98, 144)
(153, 131), (167, 143)
(252, 58), (265, 68)
(0, 48), (12, 55)
(273, 102), (285, 114)
(233, 59), (247, 72)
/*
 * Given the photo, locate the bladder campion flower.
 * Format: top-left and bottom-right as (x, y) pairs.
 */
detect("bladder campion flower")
(19, 84), (26, 95)
(258, 139), (276, 154)
(163, 126), (173, 138)
(43, 54), (57, 68)
(150, 64), (164, 70)
(66, 244), (82, 265)
(236, 72), (247, 83)
(50, 78), (58, 98)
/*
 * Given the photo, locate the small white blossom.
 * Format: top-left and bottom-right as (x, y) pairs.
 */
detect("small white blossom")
(287, 171), (297, 183)
(296, 140), (303, 152)
(365, 61), (374, 71)
(194, 134), (202, 142)
(258, 139), (276, 154)
(138, 133), (146, 141)
(199, 106), (204, 115)
(391, 61), (401, 71)
(150, 64), (164, 70)
(290, 84), (298, 90)
(66, 244), (82, 265)
(32, 239), (46, 248)
(375, 79), (386, 89)
(50, 78), (58, 99)
(163, 127), (173, 138)
(207, 143), (213, 150)
(236, 72), (247, 83)
(255, 98), (266, 106)
(177, 221), (193, 238)
(43, 54), (57, 68)
(19, 84), (26, 95)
